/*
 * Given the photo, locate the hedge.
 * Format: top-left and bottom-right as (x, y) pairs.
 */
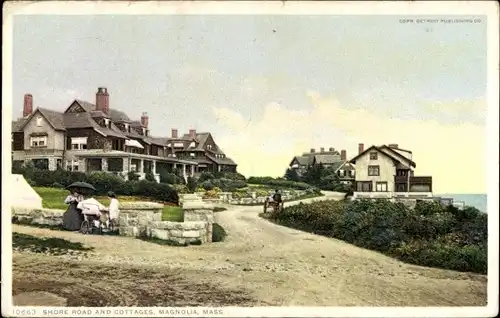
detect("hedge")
(14, 166), (179, 204)
(264, 199), (487, 274)
(247, 176), (317, 191)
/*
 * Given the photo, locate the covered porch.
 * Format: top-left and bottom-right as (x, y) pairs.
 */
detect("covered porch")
(75, 150), (197, 182)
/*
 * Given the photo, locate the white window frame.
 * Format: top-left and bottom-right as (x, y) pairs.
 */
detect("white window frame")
(71, 137), (88, 150)
(104, 118), (110, 127)
(66, 160), (79, 171)
(30, 136), (47, 147)
(375, 182), (388, 192)
(190, 152), (195, 157)
(36, 116), (43, 127)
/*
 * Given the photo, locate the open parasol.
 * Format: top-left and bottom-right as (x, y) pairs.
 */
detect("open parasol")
(66, 181), (96, 191)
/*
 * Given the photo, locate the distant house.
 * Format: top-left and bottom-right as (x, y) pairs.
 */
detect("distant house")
(164, 129), (237, 174)
(349, 143), (433, 199)
(11, 88), (237, 181)
(289, 147), (341, 174)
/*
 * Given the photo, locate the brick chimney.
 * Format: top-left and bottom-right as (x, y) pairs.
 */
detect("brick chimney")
(329, 147), (334, 152)
(23, 94), (33, 117)
(388, 143), (399, 149)
(96, 87), (109, 114)
(141, 112), (149, 128)
(341, 149), (347, 161)
(171, 128), (178, 138)
(189, 129), (196, 138)
(310, 148), (315, 153)
(358, 143), (364, 154)
(320, 147), (325, 153)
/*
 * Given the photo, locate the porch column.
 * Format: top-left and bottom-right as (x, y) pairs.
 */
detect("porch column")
(152, 160), (156, 174)
(190, 164), (195, 176)
(182, 164), (187, 182)
(218, 165), (222, 172)
(122, 157), (129, 173)
(102, 158), (108, 171)
(139, 159), (144, 173)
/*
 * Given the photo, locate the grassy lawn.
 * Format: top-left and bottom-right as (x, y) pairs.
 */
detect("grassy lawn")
(33, 187), (183, 222)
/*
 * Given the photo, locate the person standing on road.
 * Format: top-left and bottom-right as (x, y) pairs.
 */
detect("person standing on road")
(107, 191), (120, 227)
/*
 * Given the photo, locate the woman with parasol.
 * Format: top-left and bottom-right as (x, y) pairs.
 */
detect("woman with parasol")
(62, 181), (95, 231)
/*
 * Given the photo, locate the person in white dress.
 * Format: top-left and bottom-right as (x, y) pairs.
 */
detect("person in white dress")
(107, 191), (120, 227)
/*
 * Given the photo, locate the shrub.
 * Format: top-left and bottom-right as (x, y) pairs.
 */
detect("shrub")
(15, 167), (179, 204)
(186, 176), (198, 193)
(214, 172), (247, 181)
(247, 176), (314, 191)
(127, 171), (140, 181)
(159, 170), (181, 185)
(145, 171), (157, 182)
(172, 184), (189, 194)
(264, 198), (487, 274)
(198, 172), (215, 183)
(51, 182), (65, 189)
(212, 223), (227, 242)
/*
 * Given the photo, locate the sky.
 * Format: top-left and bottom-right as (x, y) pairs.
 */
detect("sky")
(12, 14), (488, 193)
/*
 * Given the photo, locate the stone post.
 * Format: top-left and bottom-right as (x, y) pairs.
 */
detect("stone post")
(183, 201), (214, 243)
(118, 202), (163, 237)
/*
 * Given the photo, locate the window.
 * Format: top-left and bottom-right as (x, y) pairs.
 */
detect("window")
(66, 160), (79, 171)
(369, 152), (378, 160)
(190, 152), (195, 157)
(71, 137), (88, 150)
(368, 165), (380, 176)
(142, 127), (146, 135)
(124, 123), (129, 131)
(30, 136), (47, 147)
(36, 116), (43, 127)
(104, 118), (110, 127)
(357, 181), (372, 192)
(376, 182), (388, 192)
(207, 145), (212, 150)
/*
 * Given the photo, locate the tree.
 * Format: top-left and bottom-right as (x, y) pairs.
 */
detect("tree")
(284, 168), (300, 182)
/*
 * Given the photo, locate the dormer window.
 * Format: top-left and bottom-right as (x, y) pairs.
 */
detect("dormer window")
(104, 118), (110, 127)
(142, 127), (146, 136)
(207, 145), (212, 150)
(189, 142), (196, 148)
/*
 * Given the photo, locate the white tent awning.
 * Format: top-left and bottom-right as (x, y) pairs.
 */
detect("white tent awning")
(125, 139), (144, 149)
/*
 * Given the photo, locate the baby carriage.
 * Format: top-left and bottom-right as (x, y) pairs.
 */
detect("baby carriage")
(77, 199), (114, 234)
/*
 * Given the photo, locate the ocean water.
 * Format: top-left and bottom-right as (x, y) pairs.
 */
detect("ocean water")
(437, 194), (488, 213)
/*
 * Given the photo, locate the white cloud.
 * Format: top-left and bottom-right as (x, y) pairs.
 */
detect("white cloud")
(212, 91), (486, 194)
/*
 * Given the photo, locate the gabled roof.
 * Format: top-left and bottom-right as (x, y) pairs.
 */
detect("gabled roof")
(349, 145), (416, 168)
(12, 118), (28, 132)
(205, 153), (237, 166)
(313, 154), (342, 165)
(18, 108), (67, 132)
(290, 156), (311, 166)
(71, 100), (131, 122)
(333, 160), (355, 172)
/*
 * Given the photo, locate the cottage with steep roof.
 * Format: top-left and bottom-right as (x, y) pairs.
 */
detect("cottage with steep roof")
(349, 143), (433, 199)
(11, 87), (238, 181)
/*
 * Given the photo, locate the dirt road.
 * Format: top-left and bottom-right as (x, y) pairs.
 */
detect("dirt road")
(12, 192), (487, 306)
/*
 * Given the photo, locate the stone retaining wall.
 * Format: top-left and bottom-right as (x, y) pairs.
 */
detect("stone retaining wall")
(11, 207), (64, 226)
(201, 190), (309, 205)
(12, 195), (215, 245)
